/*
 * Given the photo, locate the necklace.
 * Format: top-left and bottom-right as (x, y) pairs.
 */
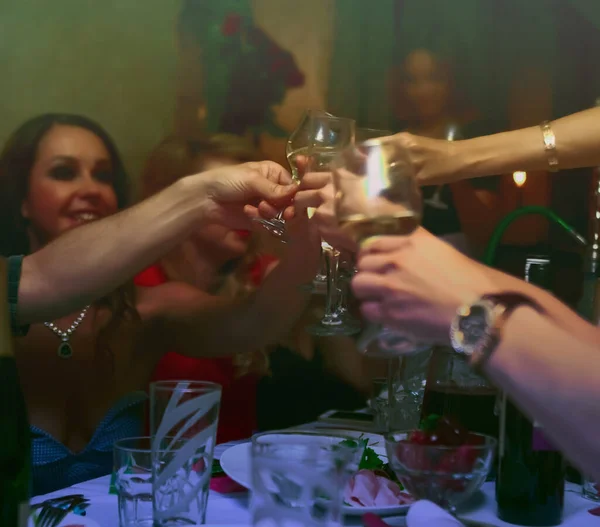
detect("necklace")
(44, 306), (90, 359)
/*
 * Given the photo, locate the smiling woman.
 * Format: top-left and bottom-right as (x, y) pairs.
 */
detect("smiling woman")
(0, 114), (130, 256)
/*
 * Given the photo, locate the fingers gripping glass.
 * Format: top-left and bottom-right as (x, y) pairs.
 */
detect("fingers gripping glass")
(253, 110), (334, 239)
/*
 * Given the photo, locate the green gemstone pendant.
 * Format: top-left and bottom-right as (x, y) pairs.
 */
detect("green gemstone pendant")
(58, 342), (73, 359)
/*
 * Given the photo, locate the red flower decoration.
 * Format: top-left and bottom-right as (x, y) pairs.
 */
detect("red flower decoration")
(221, 13), (242, 36)
(285, 70), (305, 88)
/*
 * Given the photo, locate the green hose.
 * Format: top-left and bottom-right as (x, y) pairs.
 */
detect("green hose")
(483, 206), (587, 266)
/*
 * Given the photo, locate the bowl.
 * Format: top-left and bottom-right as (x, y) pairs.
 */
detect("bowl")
(385, 431), (496, 512)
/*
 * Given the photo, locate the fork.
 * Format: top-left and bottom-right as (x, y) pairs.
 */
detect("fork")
(35, 505), (69, 527)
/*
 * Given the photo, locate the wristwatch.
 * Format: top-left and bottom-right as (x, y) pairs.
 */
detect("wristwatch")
(450, 293), (543, 371)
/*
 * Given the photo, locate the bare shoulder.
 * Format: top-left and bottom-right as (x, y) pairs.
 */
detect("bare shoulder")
(135, 282), (214, 322)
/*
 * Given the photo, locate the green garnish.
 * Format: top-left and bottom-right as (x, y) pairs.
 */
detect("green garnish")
(338, 436), (384, 471)
(419, 413), (441, 432)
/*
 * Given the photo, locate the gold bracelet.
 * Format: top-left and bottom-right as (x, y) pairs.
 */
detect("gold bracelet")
(540, 120), (559, 172)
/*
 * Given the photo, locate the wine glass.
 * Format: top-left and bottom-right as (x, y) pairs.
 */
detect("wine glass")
(301, 114), (362, 336)
(253, 110), (333, 239)
(332, 137), (430, 353)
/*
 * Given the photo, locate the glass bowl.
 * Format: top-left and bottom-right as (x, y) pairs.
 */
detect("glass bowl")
(385, 431), (496, 513)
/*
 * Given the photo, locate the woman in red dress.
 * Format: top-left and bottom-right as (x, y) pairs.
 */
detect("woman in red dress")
(136, 134), (291, 443)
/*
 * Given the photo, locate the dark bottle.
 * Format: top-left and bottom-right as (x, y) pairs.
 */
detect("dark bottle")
(0, 258), (31, 526)
(496, 256), (565, 526)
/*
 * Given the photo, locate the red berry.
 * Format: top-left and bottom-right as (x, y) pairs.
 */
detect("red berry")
(409, 430), (430, 445)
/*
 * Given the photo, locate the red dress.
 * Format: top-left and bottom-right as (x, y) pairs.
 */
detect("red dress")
(135, 255), (277, 443)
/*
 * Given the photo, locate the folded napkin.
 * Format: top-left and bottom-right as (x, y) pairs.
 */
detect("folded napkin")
(406, 500), (465, 527)
(363, 501), (464, 527)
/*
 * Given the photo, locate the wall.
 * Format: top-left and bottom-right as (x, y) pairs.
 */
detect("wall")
(0, 1), (179, 188)
(250, 0), (336, 164)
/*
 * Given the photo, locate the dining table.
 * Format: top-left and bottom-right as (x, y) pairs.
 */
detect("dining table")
(31, 421), (599, 527)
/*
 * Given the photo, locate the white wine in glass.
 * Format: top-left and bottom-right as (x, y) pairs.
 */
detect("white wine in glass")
(333, 138), (426, 354)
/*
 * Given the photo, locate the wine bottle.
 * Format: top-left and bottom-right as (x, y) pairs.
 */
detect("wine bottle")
(0, 258), (31, 527)
(496, 255), (565, 526)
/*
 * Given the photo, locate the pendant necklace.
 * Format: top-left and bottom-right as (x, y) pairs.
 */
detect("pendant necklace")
(44, 306), (90, 359)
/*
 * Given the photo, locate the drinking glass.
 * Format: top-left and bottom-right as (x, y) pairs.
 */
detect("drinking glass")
(250, 431), (362, 527)
(297, 114), (360, 336)
(253, 109), (333, 239)
(150, 381), (222, 526)
(332, 137), (425, 354)
(114, 436), (187, 527)
(583, 476), (600, 501)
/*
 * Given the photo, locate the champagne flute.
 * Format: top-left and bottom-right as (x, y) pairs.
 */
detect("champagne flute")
(332, 137), (429, 354)
(299, 114), (362, 336)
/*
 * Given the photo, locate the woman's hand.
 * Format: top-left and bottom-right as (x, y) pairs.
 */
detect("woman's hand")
(188, 160), (297, 228)
(287, 172), (358, 252)
(390, 132), (464, 186)
(352, 229), (498, 344)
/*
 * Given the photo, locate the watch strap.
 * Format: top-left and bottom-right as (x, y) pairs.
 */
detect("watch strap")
(470, 292), (545, 372)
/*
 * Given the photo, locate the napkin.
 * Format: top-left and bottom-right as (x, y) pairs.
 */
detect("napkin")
(406, 500), (465, 527)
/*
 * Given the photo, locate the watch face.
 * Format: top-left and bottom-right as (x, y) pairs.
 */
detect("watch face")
(451, 301), (492, 354)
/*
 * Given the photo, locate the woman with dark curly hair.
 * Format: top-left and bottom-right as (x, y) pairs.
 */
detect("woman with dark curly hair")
(1, 114), (319, 495)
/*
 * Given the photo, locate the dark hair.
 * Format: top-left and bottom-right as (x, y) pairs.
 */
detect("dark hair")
(0, 113), (137, 364)
(0, 113), (130, 256)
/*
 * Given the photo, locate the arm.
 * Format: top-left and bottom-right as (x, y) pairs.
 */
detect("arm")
(16, 162), (296, 324)
(483, 306), (600, 481)
(392, 107), (600, 185)
(353, 232), (600, 478)
(19, 178), (206, 323)
(140, 218), (321, 357)
(459, 107), (600, 179)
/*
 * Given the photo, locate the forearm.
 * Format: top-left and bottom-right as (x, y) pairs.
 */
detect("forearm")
(485, 265), (599, 345)
(19, 177), (208, 323)
(174, 242), (321, 357)
(484, 307), (600, 480)
(458, 107), (600, 180)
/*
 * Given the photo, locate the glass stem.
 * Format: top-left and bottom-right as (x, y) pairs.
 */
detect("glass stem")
(322, 245), (341, 325)
(387, 357), (395, 432)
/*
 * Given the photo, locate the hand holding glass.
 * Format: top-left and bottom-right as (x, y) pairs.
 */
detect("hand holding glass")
(332, 138), (426, 354)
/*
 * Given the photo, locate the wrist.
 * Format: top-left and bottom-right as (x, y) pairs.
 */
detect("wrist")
(172, 175), (213, 225)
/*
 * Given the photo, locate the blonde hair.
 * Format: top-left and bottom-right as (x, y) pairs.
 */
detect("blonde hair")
(140, 134), (270, 378)
(140, 133), (260, 198)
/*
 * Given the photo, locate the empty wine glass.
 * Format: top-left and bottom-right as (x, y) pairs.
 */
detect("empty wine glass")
(332, 137), (428, 354)
(301, 114), (362, 336)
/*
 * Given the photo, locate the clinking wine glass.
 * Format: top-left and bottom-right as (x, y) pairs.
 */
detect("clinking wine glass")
(332, 137), (430, 354)
(299, 114), (362, 336)
(252, 109), (333, 240)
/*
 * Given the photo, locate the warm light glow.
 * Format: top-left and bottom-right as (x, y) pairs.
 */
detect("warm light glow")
(513, 171), (527, 187)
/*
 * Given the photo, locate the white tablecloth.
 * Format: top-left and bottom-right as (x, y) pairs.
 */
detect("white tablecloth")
(32, 474), (597, 527)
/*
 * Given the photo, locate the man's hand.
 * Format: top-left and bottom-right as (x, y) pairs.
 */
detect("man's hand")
(188, 161), (297, 228)
(352, 229), (498, 343)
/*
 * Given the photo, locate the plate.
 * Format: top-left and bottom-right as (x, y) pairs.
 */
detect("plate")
(29, 512), (101, 527)
(220, 431), (410, 517)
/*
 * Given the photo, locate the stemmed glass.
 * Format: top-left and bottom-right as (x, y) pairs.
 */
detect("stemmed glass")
(299, 114), (362, 336)
(252, 110), (333, 239)
(332, 137), (429, 353)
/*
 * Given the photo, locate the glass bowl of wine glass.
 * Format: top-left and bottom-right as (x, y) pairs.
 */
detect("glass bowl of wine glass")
(385, 428), (496, 513)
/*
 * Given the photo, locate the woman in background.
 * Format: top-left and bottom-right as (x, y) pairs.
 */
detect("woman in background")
(138, 134), (369, 438)
(137, 134), (278, 442)
(390, 48), (502, 253)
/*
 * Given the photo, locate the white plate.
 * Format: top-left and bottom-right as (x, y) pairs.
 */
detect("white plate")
(29, 512), (100, 527)
(220, 431), (410, 517)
